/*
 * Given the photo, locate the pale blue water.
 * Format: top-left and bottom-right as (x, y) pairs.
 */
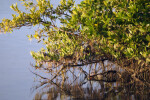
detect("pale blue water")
(0, 0), (42, 100)
(0, 0), (83, 100)
(1, 1), (149, 100)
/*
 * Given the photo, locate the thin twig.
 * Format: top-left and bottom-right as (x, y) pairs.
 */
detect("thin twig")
(49, 66), (64, 81)
(29, 69), (48, 80)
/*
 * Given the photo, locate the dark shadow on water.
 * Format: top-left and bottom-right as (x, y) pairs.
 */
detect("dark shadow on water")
(31, 60), (150, 100)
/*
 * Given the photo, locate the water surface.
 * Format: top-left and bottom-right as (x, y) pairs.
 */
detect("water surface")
(0, 0), (83, 100)
(1, 0), (149, 100)
(0, 0), (42, 99)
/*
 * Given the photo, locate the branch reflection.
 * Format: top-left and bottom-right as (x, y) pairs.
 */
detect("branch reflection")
(31, 61), (150, 100)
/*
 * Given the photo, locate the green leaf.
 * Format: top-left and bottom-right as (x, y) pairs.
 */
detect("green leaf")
(146, 35), (150, 41)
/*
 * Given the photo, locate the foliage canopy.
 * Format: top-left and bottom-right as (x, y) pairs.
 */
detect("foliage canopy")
(0, 0), (150, 69)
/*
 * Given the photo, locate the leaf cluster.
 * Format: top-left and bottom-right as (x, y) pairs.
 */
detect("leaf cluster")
(0, 0), (149, 68)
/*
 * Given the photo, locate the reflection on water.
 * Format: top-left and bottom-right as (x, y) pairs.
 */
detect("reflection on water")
(33, 81), (149, 100)
(31, 61), (150, 100)
(0, 0), (84, 99)
(0, 0), (149, 99)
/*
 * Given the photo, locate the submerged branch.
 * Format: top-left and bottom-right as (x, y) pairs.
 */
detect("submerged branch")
(29, 69), (48, 80)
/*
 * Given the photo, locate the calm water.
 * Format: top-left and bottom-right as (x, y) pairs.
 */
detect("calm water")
(0, 0), (43, 100)
(30, 60), (150, 100)
(0, 0), (82, 100)
(1, 0), (149, 100)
